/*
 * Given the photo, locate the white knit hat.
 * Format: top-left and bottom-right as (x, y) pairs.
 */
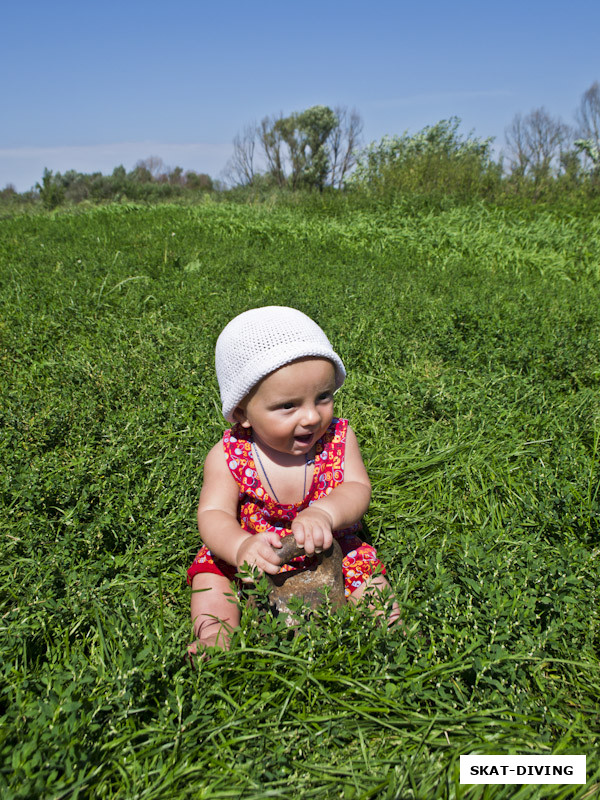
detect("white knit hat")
(215, 306), (346, 422)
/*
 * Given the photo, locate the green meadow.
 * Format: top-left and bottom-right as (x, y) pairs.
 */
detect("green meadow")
(1, 198), (599, 799)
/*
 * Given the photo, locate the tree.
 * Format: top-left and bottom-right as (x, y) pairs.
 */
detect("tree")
(574, 81), (600, 174)
(168, 166), (184, 185)
(574, 138), (600, 172)
(258, 106), (338, 190)
(576, 81), (600, 149)
(328, 106), (363, 188)
(129, 163), (153, 183)
(112, 165), (127, 182)
(225, 105), (363, 190)
(224, 124), (257, 186)
(504, 108), (572, 182)
(35, 168), (65, 209)
(295, 105), (338, 189)
(259, 113), (288, 188)
(134, 156), (165, 179)
(184, 171), (213, 191)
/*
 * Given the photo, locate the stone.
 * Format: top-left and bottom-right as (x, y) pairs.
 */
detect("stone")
(266, 535), (346, 624)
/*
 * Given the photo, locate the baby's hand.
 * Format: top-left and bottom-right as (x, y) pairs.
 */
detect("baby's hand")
(292, 507), (334, 555)
(235, 533), (283, 577)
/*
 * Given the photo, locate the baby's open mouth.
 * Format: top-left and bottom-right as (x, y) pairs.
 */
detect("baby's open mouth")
(294, 433), (313, 444)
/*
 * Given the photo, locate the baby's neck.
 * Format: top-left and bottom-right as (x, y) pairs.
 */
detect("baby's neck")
(250, 433), (313, 468)
(250, 433), (315, 505)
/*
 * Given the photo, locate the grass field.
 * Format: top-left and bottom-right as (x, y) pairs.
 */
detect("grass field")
(1, 198), (599, 799)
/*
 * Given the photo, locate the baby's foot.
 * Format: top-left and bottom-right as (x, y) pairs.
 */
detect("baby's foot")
(186, 641), (208, 667)
(186, 633), (230, 666)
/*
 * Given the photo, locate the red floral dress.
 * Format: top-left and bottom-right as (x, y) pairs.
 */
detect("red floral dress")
(187, 418), (385, 597)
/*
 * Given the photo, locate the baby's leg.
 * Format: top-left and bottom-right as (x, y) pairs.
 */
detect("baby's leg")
(349, 575), (402, 627)
(188, 573), (241, 655)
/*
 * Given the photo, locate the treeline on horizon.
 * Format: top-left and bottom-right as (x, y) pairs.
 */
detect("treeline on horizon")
(3, 81), (600, 210)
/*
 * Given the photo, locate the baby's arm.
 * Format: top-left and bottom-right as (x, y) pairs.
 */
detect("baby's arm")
(198, 443), (283, 575)
(292, 425), (371, 554)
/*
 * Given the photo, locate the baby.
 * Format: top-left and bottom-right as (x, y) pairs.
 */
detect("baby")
(187, 306), (400, 655)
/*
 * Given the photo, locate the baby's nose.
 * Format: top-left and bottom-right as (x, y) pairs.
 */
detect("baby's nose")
(301, 405), (320, 425)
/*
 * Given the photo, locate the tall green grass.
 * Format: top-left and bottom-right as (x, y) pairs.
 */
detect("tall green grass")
(1, 201), (599, 798)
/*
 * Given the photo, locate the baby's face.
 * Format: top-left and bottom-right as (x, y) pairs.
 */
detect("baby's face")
(235, 357), (336, 458)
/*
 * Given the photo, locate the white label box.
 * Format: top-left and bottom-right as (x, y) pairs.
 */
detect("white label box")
(460, 755), (586, 784)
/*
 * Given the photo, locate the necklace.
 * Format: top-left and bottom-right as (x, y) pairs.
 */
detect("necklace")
(251, 440), (314, 503)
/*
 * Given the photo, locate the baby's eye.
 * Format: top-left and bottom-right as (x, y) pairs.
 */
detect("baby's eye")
(280, 402), (295, 410)
(317, 392), (333, 402)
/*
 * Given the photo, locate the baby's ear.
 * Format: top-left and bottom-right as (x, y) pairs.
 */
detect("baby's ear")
(232, 406), (251, 428)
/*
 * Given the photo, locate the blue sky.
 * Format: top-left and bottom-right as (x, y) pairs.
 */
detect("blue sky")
(2, 0), (598, 191)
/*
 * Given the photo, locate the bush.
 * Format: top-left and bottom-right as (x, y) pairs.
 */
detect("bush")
(348, 117), (501, 203)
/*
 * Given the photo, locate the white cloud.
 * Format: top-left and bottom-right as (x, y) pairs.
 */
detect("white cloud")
(0, 141), (233, 192)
